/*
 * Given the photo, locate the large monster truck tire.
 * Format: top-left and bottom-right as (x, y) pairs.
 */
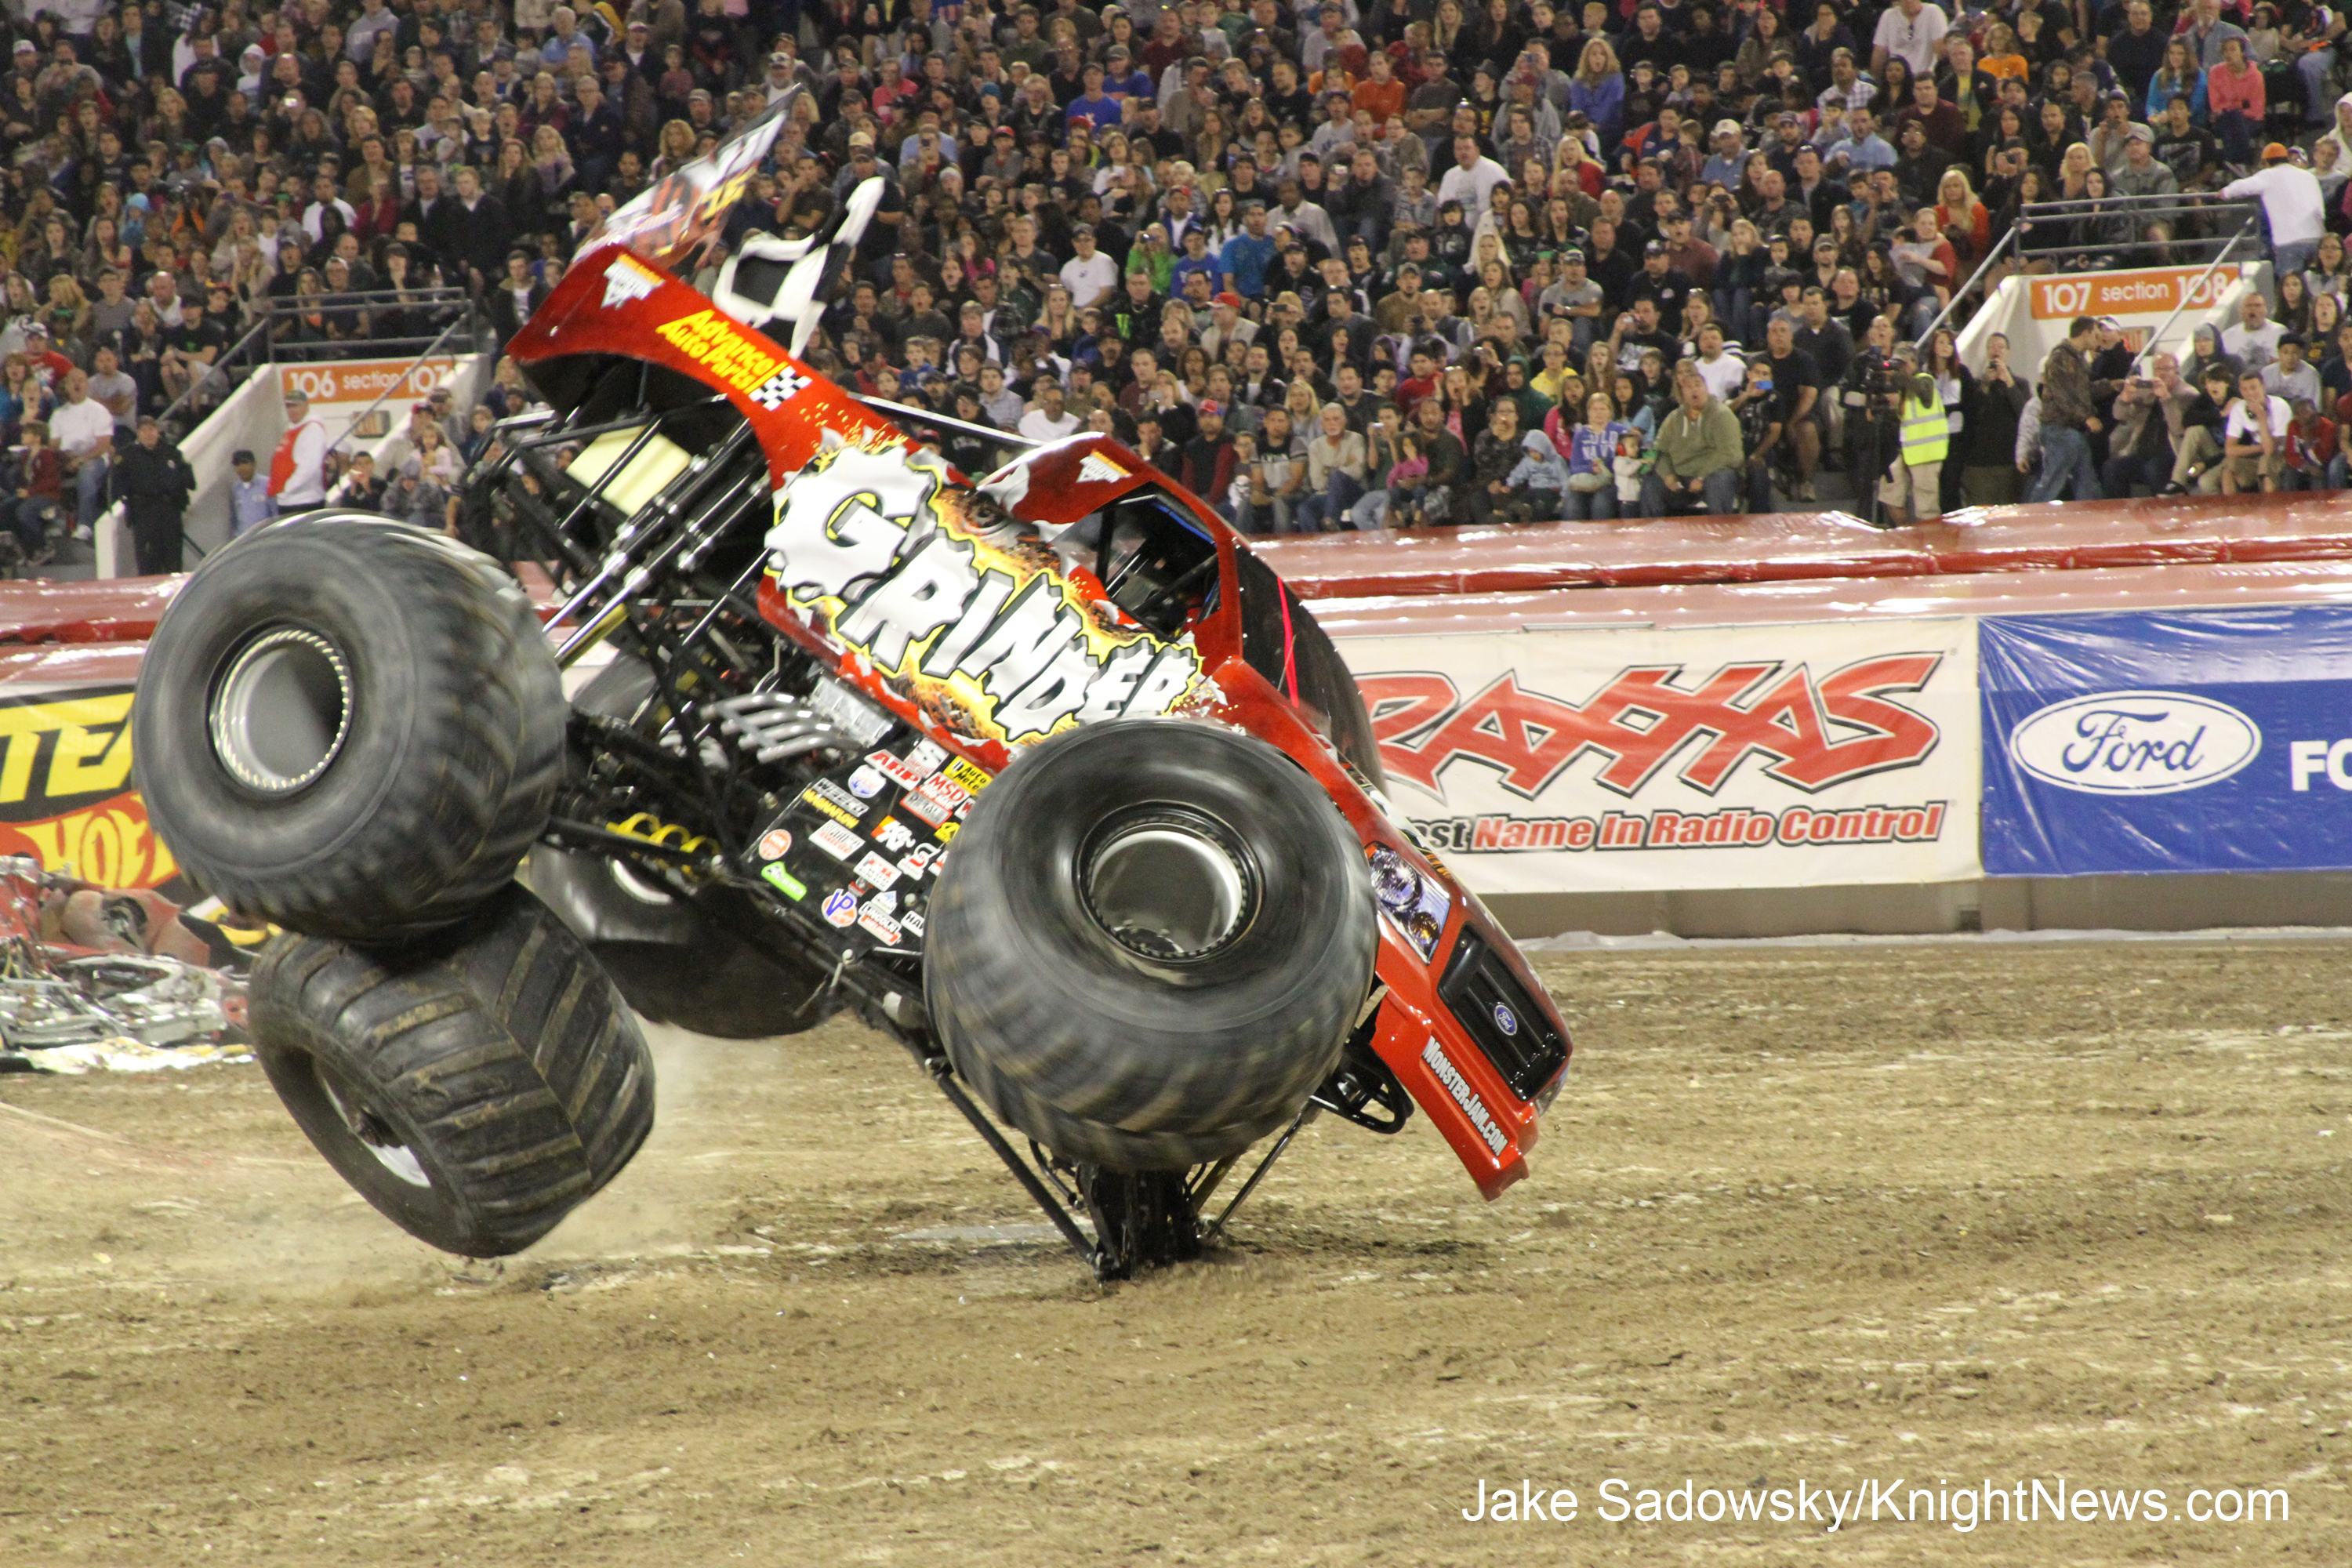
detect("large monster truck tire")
(526, 655), (840, 1038)
(133, 514), (564, 940)
(250, 882), (656, 1257)
(926, 720), (1375, 1171)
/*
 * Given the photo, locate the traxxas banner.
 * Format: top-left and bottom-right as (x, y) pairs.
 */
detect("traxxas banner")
(1352, 620), (1983, 893)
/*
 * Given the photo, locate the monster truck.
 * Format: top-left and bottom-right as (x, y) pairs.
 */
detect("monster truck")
(129, 102), (1571, 1279)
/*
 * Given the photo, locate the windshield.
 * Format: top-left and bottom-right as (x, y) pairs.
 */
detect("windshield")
(594, 92), (796, 274)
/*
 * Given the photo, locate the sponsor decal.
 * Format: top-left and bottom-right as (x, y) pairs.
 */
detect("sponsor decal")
(1369, 655), (1944, 800)
(867, 749), (934, 789)
(847, 764), (887, 799)
(858, 890), (902, 944)
(905, 739), (948, 776)
(870, 818), (917, 852)
(855, 850), (900, 889)
(1411, 801), (1950, 853)
(2006, 691), (2260, 797)
(1421, 1037), (1507, 1156)
(757, 828), (792, 860)
(902, 909), (926, 938)
(822, 887), (859, 927)
(1076, 452), (1131, 485)
(747, 366), (812, 410)
(655, 307), (786, 398)
(810, 819), (863, 860)
(764, 438), (1206, 746)
(898, 841), (941, 880)
(601, 253), (662, 308)
(902, 771), (971, 826)
(760, 862), (808, 900)
(800, 777), (868, 824)
(0, 689), (188, 889)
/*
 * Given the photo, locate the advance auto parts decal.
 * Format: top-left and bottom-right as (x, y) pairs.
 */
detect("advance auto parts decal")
(0, 687), (177, 890)
(1346, 618), (1981, 895)
(764, 434), (1204, 746)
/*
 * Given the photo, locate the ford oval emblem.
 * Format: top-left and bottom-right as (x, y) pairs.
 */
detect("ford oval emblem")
(1492, 1002), (1519, 1036)
(2007, 690), (2261, 797)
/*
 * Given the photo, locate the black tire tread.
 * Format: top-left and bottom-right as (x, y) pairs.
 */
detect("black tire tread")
(926, 721), (1374, 1171)
(136, 516), (565, 939)
(252, 884), (655, 1256)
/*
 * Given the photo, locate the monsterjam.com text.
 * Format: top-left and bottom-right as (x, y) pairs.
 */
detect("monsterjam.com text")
(1459, 1476), (2291, 1532)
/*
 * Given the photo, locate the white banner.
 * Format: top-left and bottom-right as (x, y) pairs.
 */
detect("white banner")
(1348, 619), (1983, 892)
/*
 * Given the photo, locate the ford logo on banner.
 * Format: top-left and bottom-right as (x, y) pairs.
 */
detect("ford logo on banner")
(2007, 690), (2262, 796)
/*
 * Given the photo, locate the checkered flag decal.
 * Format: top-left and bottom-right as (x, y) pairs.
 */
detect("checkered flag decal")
(749, 368), (812, 409)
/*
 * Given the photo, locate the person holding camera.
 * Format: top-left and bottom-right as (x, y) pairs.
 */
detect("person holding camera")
(1838, 314), (1904, 516)
(1875, 343), (1948, 528)
(1961, 332), (2032, 506)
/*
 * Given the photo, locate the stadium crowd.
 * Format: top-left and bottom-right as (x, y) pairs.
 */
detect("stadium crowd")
(2, 0), (2349, 558)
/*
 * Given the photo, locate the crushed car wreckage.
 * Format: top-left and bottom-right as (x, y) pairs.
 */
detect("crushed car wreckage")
(129, 96), (1573, 1279)
(0, 855), (255, 1074)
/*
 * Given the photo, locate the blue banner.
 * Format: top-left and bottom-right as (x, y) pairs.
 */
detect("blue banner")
(1980, 608), (2352, 876)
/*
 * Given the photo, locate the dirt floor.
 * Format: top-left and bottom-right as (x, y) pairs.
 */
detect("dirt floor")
(2, 938), (2350, 1566)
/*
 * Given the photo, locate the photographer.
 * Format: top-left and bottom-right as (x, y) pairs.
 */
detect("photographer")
(1839, 315), (1904, 521)
(1874, 343), (1948, 528)
(1961, 333), (2032, 506)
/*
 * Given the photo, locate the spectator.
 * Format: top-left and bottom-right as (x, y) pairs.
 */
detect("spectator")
(2217, 368), (2292, 493)
(2223, 143), (2327, 277)
(271, 387), (331, 512)
(229, 448), (276, 538)
(50, 368), (113, 532)
(110, 415), (196, 575)
(0, 420), (61, 562)
(1642, 365), (1743, 516)
(2028, 315), (2103, 504)
(1962, 332), (2033, 507)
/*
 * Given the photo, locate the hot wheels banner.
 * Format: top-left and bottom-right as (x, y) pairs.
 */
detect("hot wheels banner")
(0, 685), (176, 890)
(1981, 608), (2352, 876)
(1351, 619), (1981, 893)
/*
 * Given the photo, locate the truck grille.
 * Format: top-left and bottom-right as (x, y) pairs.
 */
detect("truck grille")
(1437, 931), (1567, 1102)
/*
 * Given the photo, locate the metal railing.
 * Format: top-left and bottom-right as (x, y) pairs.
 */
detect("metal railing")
(2129, 218), (2267, 372)
(154, 288), (486, 434)
(2010, 194), (2262, 266)
(321, 312), (484, 464)
(1914, 195), (2266, 350)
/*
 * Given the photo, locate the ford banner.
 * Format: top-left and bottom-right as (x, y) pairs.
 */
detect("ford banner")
(1980, 608), (2352, 875)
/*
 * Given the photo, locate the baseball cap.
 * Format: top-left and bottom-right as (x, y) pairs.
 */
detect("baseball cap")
(2264, 142), (2292, 162)
(1713, 118), (1741, 137)
(11, 40), (32, 55)
(1561, 247), (1584, 264)
(1214, 290), (1244, 307)
(849, 130), (875, 150)
(1644, 239), (1667, 256)
(2126, 124), (2154, 143)
(1198, 399), (1225, 416)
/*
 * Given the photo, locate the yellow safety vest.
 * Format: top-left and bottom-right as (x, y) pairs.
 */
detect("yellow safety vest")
(1900, 390), (1949, 466)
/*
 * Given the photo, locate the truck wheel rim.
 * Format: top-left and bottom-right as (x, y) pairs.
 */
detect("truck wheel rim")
(209, 627), (354, 797)
(1079, 804), (1259, 963)
(318, 1065), (432, 1189)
